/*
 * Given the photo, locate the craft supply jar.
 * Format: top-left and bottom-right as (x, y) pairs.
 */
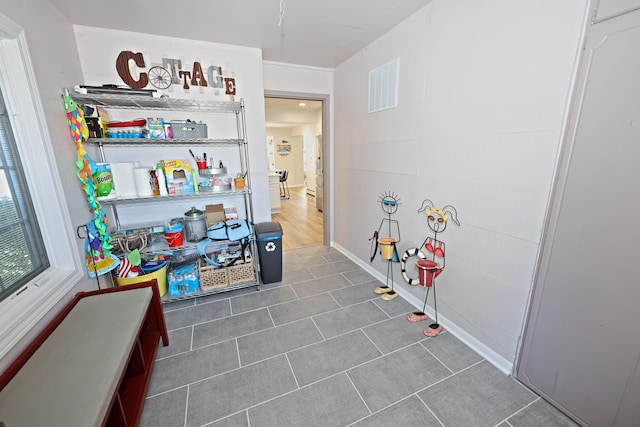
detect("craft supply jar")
(183, 207), (207, 242)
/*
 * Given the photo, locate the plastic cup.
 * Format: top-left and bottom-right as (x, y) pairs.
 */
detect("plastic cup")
(197, 161), (207, 170)
(164, 223), (184, 247)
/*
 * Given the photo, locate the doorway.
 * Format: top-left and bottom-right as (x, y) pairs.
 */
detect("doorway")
(264, 94), (328, 250)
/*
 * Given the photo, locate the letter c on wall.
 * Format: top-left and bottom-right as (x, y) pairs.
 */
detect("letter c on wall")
(116, 51), (149, 89)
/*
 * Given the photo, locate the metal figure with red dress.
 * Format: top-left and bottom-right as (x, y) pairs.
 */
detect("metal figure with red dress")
(406, 199), (460, 337)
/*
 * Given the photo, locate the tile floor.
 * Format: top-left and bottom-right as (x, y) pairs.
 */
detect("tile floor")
(140, 246), (577, 427)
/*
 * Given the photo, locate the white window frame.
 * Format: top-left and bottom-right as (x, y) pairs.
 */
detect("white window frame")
(0, 15), (83, 360)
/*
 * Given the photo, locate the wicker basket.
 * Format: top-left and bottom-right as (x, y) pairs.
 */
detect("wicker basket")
(199, 260), (229, 290)
(227, 257), (255, 285)
(199, 255), (255, 290)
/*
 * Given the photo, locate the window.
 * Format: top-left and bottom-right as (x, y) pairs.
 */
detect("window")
(0, 88), (48, 302)
(0, 15), (84, 362)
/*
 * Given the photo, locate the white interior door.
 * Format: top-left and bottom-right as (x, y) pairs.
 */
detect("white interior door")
(517, 7), (640, 427)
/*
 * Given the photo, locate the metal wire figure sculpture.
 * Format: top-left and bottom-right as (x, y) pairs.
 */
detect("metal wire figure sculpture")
(405, 199), (460, 337)
(370, 191), (402, 300)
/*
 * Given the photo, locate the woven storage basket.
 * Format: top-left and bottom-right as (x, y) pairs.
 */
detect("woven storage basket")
(227, 256), (255, 285)
(199, 259), (229, 290)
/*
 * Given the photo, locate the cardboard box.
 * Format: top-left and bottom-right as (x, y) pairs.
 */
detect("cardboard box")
(162, 159), (194, 195)
(206, 204), (225, 226)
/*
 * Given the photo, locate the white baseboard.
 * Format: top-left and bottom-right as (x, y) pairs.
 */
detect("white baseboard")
(333, 243), (514, 375)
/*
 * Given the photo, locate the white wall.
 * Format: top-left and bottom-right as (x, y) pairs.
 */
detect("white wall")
(333, 0), (588, 368)
(73, 26), (271, 224)
(267, 124), (319, 189)
(294, 123), (319, 190)
(263, 61), (333, 95)
(267, 127), (304, 186)
(264, 104), (322, 190)
(279, 135), (304, 187)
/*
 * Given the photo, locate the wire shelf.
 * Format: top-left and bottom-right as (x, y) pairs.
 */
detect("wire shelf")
(68, 91), (242, 113)
(85, 138), (244, 147)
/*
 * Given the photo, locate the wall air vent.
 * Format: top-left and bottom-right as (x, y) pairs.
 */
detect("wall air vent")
(368, 58), (399, 113)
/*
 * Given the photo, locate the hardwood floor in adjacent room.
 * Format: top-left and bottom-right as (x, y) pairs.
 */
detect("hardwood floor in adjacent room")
(272, 186), (323, 250)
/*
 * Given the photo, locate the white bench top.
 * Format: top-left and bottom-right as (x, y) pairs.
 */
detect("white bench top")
(0, 287), (152, 427)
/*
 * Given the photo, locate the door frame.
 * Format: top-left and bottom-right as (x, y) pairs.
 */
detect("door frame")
(264, 90), (331, 246)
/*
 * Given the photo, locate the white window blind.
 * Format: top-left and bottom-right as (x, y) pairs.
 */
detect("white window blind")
(0, 87), (48, 302)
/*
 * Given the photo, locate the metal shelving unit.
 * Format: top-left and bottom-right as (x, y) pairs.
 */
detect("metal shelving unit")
(68, 89), (259, 301)
(69, 92), (243, 112)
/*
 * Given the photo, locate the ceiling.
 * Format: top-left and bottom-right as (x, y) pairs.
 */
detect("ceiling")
(49, 0), (431, 68)
(265, 98), (322, 110)
(265, 97), (322, 128)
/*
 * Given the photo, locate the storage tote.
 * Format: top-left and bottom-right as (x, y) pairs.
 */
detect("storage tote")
(171, 120), (208, 138)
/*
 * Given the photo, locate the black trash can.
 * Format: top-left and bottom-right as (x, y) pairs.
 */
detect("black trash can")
(255, 221), (283, 284)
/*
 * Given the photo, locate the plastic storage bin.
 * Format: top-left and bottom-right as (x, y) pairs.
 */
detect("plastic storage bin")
(255, 222), (283, 284)
(170, 120), (208, 138)
(114, 264), (168, 296)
